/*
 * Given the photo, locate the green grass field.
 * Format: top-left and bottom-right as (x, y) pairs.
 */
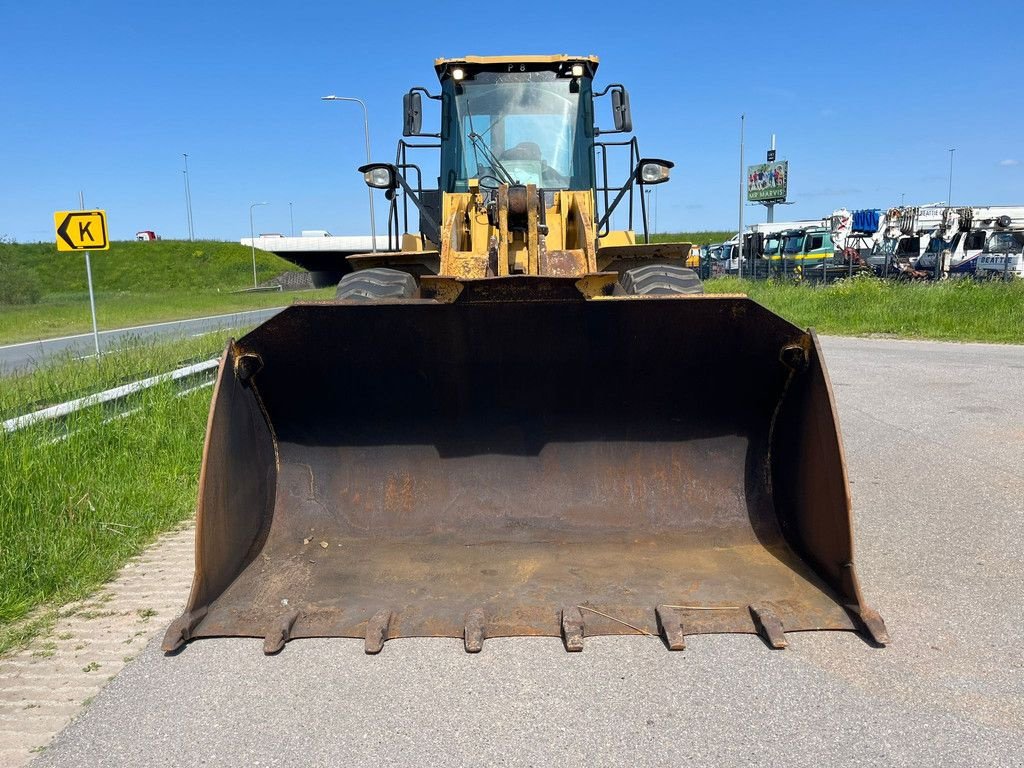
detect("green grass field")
(0, 335), (233, 654)
(0, 240), (333, 344)
(652, 231), (734, 246)
(705, 275), (1024, 344)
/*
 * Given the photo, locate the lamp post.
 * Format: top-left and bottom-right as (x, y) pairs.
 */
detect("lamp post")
(289, 201), (294, 237)
(321, 95), (377, 252)
(182, 153), (194, 241)
(249, 201), (268, 288)
(738, 114), (745, 279)
(947, 148), (955, 206)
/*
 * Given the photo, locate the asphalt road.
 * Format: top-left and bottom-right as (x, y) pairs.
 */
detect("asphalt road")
(0, 308), (284, 374)
(34, 337), (1024, 767)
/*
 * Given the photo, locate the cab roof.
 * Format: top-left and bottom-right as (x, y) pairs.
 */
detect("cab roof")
(434, 54), (599, 79)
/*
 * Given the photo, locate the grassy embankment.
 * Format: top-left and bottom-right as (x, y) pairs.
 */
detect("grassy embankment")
(0, 240), (334, 344)
(653, 232), (1022, 344)
(0, 334), (235, 655)
(704, 275), (1024, 344)
(651, 230), (734, 246)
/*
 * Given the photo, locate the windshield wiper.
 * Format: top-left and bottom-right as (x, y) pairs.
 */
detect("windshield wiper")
(466, 101), (518, 185)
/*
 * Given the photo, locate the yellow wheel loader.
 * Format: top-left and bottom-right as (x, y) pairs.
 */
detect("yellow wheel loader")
(165, 55), (887, 655)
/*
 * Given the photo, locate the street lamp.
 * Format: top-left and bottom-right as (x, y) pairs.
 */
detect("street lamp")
(182, 153), (194, 241)
(249, 201), (268, 288)
(947, 148), (955, 206)
(289, 201), (294, 237)
(321, 95), (377, 252)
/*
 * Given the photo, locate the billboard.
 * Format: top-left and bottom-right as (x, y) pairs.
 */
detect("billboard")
(747, 161), (788, 203)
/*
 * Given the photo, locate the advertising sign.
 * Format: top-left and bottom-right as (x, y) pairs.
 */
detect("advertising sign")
(747, 161), (788, 203)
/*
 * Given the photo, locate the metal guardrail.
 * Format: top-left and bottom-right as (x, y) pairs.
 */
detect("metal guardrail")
(3, 359), (220, 434)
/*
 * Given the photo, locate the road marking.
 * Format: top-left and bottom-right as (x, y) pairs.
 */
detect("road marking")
(0, 307), (286, 351)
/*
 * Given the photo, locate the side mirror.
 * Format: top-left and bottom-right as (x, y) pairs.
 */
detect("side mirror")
(636, 158), (673, 185)
(358, 163), (399, 190)
(611, 87), (632, 133)
(403, 91), (422, 137)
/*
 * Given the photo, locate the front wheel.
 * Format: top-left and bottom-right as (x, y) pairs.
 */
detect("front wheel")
(618, 264), (704, 296)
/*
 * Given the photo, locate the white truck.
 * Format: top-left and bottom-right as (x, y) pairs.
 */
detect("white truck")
(974, 212), (1024, 278)
(869, 205), (946, 273)
(916, 206), (1024, 276)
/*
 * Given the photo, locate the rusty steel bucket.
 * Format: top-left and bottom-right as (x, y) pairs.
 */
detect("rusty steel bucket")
(164, 291), (887, 654)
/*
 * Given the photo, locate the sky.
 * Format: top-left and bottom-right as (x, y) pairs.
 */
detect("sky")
(1, 0), (1022, 243)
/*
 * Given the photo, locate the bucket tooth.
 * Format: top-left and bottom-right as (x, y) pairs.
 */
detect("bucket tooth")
(855, 606), (890, 646)
(656, 605), (686, 651)
(839, 564), (890, 645)
(464, 608), (486, 653)
(161, 607), (207, 653)
(365, 609), (393, 655)
(561, 607), (585, 652)
(263, 609), (300, 655)
(750, 605), (788, 649)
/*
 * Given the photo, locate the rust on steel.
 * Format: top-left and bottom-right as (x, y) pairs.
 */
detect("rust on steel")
(167, 293), (887, 653)
(464, 608), (487, 654)
(656, 605), (686, 651)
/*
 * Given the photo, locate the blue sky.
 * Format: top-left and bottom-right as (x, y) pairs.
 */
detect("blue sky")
(1, 0), (1021, 242)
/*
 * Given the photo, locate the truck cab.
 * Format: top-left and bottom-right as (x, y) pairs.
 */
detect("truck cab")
(975, 230), (1024, 278)
(776, 227), (835, 267)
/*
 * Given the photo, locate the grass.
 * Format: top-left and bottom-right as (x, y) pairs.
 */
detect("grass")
(705, 275), (1024, 343)
(0, 287), (334, 345)
(0, 333), (238, 655)
(652, 231), (734, 246)
(0, 240), (334, 344)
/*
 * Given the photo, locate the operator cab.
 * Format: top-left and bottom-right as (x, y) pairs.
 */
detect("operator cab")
(434, 57), (598, 193)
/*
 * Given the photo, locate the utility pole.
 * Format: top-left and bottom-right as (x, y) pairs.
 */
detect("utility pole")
(182, 153), (195, 241)
(738, 114), (745, 279)
(947, 148), (955, 206)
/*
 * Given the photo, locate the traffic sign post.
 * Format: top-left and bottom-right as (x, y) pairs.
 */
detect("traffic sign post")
(54, 203), (108, 356)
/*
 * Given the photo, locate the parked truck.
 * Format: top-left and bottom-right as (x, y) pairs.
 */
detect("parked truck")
(974, 212), (1024, 279)
(869, 205), (945, 273)
(917, 206), (1024, 277)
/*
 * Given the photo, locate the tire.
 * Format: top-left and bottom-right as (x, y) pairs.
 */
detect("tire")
(619, 264), (704, 296)
(335, 268), (418, 301)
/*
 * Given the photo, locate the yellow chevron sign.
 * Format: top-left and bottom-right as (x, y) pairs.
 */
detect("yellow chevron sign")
(54, 210), (109, 251)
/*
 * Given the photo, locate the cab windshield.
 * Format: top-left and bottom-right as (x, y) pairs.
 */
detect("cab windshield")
(875, 237), (898, 256)
(987, 231), (1024, 253)
(782, 234), (805, 254)
(926, 232), (961, 253)
(441, 71), (594, 192)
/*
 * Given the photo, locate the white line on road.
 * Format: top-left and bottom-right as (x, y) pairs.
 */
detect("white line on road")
(0, 307), (286, 351)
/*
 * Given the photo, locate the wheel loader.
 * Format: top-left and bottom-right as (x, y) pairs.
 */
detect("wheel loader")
(165, 55), (887, 655)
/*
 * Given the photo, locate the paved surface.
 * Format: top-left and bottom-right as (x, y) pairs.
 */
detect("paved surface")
(0, 308), (284, 374)
(0, 526), (195, 767)
(23, 337), (1024, 766)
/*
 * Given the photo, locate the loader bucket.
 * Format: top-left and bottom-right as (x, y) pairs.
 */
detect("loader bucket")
(165, 288), (887, 654)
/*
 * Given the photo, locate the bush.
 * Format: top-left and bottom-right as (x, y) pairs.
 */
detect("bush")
(0, 250), (42, 305)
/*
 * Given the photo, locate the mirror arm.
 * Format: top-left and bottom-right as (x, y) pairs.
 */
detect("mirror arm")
(410, 86), (442, 101)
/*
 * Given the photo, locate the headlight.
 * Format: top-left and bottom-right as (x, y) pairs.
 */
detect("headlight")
(637, 159), (674, 185)
(358, 163), (397, 190)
